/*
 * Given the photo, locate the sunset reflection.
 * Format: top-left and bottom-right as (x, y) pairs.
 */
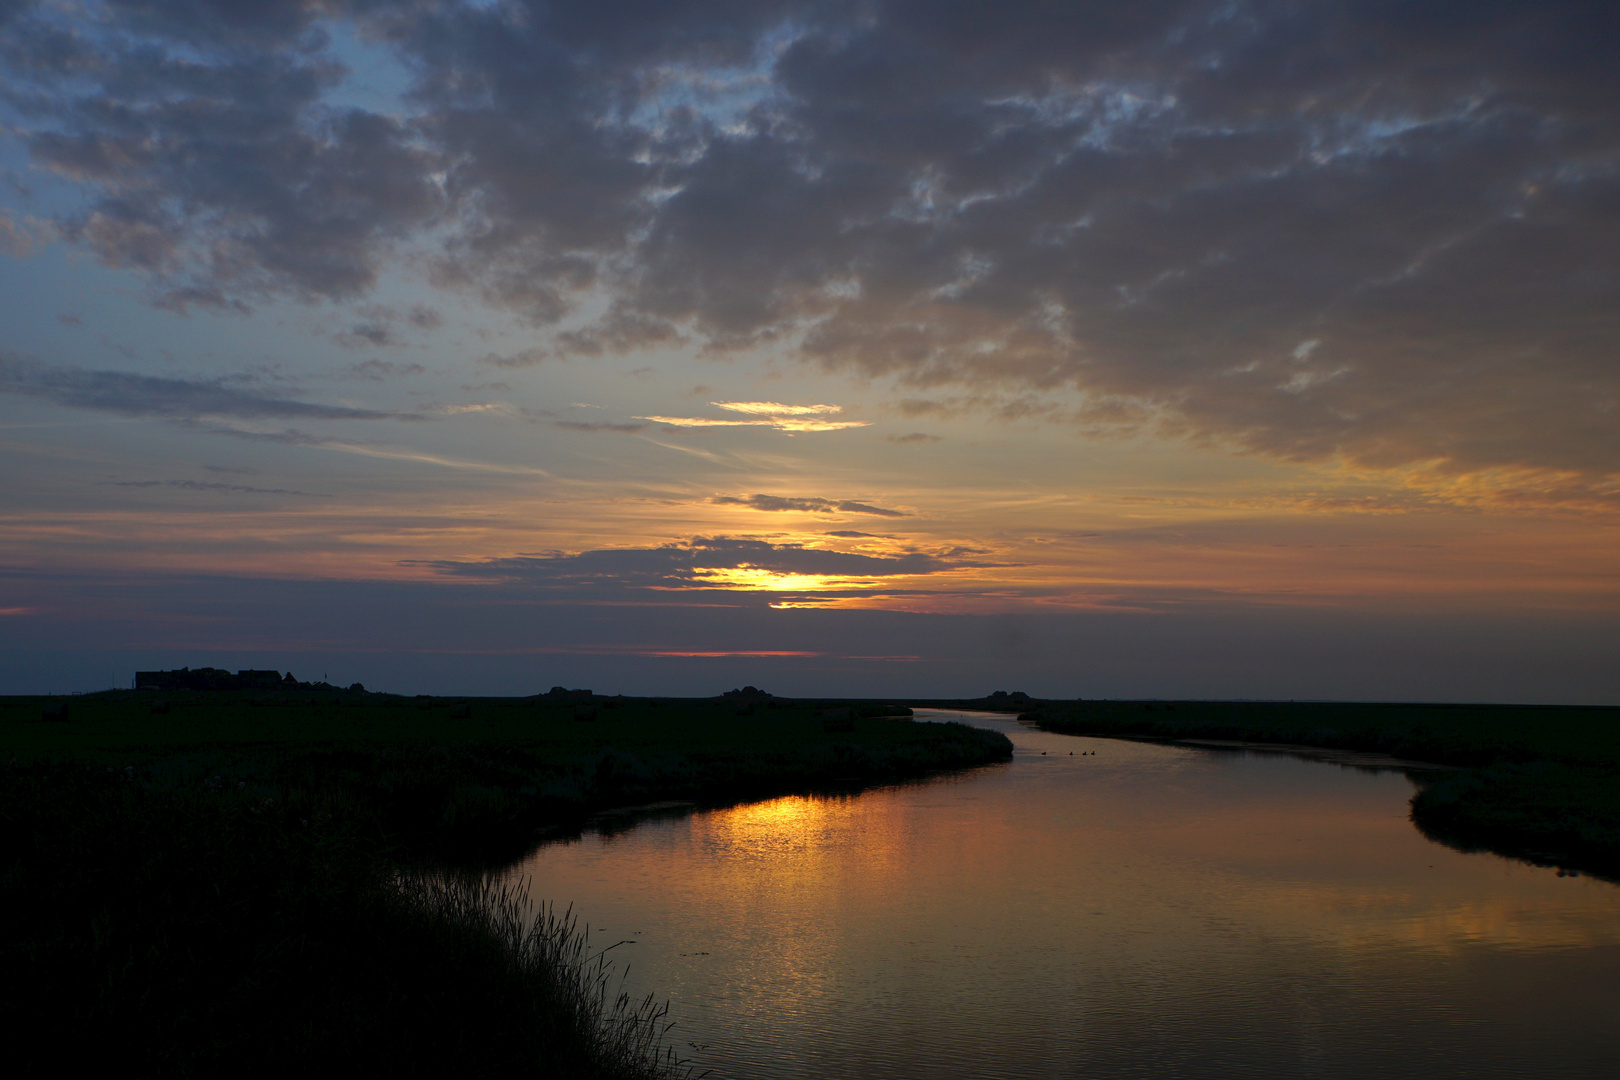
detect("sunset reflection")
(717, 795), (825, 836)
(517, 716), (1620, 1079)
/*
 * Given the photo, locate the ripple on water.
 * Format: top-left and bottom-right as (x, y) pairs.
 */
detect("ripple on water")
(514, 710), (1620, 1079)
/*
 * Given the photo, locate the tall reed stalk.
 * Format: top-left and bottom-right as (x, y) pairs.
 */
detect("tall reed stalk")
(397, 874), (697, 1079)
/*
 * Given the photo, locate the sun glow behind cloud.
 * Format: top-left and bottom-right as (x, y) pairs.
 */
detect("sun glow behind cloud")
(693, 567), (879, 592)
(1, 0), (1618, 700)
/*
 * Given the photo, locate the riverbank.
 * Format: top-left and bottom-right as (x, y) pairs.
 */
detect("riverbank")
(1, 690), (1012, 1073)
(1021, 699), (1620, 880)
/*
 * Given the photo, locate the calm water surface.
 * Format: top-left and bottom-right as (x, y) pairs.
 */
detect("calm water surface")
(512, 710), (1620, 1078)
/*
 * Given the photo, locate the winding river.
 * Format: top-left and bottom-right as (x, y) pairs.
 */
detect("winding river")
(512, 709), (1620, 1079)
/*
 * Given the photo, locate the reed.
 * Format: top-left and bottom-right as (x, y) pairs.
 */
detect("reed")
(0, 761), (692, 1077)
(396, 874), (692, 1079)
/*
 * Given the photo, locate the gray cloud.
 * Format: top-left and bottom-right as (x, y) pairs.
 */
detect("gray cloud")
(336, 304), (445, 348)
(107, 478), (321, 496)
(335, 322), (400, 349)
(430, 535), (986, 593)
(348, 359), (426, 381)
(0, 353), (411, 421)
(5, 1), (1618, 473)
(551, 420), (648, 433)
(0, 210), (47, 256)
(4, 1), (443, 307)
(713, 493), (909, 517)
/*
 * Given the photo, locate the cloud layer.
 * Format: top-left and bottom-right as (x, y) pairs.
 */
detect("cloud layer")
(4, 1), (1618, 473)
(712, 494), (908, 517)
(0, 353), (409, 421)
(430, 535), (985, 594)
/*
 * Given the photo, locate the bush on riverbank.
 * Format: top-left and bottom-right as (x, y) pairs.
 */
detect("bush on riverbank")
(1024, 699), (1620, 880)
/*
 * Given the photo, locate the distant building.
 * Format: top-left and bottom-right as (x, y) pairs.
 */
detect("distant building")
(134, 668), (294, 691)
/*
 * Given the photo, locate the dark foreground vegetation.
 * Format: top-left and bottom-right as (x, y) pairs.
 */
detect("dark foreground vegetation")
(2, 687), (1011, 1075)
(1022, 699), (1620, 880)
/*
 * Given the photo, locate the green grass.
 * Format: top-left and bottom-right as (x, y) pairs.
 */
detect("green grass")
(2, 689), (1012, 1073)
(1024, 699), (1620, 879)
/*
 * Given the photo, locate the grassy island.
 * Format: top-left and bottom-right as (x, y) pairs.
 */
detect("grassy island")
(1020, 699), (1620, 880)
(1, 688), (1011, 1076)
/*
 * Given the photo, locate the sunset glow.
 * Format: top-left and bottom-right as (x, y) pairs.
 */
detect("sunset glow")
(0, 1), (1615, 700)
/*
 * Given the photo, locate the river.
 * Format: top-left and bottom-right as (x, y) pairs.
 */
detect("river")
(511, 709), (1620, 1078)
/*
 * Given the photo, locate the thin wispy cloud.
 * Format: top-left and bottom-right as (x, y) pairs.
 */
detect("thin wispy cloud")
(107, 479), (323, 497)
(713, 402), (844, 417)
(551, 420), (649, 434)
(712, 494), (909, 517)
(0, 355), (412, 423)
(638, 401), (868, 432)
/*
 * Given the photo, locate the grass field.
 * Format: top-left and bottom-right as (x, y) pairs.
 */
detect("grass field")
(1022, 699), (1620, 879)
(2, 689), (1011, 864)
(1, 687), (1012, 1075)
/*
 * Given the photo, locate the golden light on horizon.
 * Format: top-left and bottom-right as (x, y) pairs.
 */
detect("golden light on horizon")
(691, 567), (874, 592)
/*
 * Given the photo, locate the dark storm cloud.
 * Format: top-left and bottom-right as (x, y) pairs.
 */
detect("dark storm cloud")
(6, 1), (1620, 472)
(430, 535), (984, 592)
(0, 353), (410, 421)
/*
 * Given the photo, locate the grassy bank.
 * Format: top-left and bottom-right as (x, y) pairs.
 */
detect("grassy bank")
(2, 690), (1010, 1073)
(1, 760), (683, 1078)
(1022, 699), (1620, 880)
(3, 690), (1012, 865)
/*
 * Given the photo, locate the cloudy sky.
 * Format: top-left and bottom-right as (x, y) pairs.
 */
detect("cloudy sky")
(2, 0), (1617, 699)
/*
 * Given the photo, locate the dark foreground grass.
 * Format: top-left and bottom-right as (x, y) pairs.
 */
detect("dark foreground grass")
(2, 691), (1012, 1073)
(1, 761), (685, 1078)
(1023, 699), (1620, 880)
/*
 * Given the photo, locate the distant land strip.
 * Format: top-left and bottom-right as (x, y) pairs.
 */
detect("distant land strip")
(1014, 698), (1620, 882)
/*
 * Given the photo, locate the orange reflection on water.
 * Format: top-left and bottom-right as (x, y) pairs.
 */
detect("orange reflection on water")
(518, 724), (1620, 1079)
(721, 795), (823, 834)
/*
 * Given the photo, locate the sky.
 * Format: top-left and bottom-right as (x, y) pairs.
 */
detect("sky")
(1, 0), (1617, 700)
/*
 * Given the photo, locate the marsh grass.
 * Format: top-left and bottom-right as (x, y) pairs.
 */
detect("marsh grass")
(0, 761), (691, 1077)
(0, 693), (1009, 1072)
(402, 876), (692, 1079)
(0, 691), (1012, 866)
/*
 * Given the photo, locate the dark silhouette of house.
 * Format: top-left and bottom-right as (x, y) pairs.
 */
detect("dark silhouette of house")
(135, 668), (293, 691)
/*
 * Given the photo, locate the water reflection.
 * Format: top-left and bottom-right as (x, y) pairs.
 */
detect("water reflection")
(515, 710), (1620, 1078)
